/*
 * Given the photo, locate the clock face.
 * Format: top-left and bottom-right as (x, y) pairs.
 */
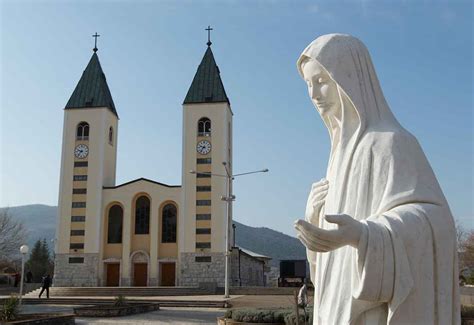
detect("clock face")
(196, 140), (211, 155)
(74, 144), (89, 159)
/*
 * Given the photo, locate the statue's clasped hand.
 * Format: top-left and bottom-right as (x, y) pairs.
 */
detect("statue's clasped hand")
(294, 214), (364, 252)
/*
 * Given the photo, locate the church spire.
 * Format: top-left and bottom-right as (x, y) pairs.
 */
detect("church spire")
(183, 29), (229, 105)
(65, 44), (118, 117)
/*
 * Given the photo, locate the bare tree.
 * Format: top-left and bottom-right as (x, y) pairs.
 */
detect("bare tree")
(455, 219), (467, 252)
(460, 230), (474, 270)
(0, 208), (27, 264)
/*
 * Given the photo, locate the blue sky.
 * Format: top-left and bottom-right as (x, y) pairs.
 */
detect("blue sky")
(1, 0), (472, 236)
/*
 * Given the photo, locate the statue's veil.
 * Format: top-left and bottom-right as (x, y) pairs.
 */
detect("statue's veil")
(297, 34), (401, 133)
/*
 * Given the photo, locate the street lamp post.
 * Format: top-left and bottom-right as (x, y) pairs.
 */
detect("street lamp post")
(19, 245), (29, 306)
(190, 163), (268, 298)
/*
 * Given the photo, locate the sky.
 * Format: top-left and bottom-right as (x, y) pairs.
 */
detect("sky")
(0, 0), (472, 237)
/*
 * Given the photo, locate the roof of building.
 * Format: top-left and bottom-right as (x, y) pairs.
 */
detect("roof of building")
(237, 247), (272, 260)
(65, 52), (118, 117)
(183, 46), (230, 105)
(103, 177), (181, 189)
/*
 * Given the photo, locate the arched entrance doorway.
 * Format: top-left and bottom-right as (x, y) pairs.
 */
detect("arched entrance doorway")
(130, 251), (149, 286)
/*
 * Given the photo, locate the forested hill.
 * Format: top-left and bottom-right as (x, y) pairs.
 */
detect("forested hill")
(233, 220), (306, 266)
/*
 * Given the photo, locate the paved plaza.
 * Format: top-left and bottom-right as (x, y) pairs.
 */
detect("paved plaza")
(19, 304), (225, 324)
(13, 294), (310, 324)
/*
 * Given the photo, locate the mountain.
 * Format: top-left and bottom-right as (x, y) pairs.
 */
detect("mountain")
(233, 221), (306, 266)
(1, 204), (306, 266)
(0, 205), (57, 250)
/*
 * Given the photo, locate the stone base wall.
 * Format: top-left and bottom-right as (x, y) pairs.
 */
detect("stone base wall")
(53, 254), (99, 287)
(179, 252), (225, 287)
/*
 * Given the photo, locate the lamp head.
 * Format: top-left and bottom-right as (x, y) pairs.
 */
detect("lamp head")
(20, 245), (29, 255)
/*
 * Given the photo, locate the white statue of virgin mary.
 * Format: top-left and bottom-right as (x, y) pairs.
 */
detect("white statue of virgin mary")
(294, 34), (460, 324)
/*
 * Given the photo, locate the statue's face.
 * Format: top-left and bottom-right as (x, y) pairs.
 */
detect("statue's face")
(302, 59), (340, 116)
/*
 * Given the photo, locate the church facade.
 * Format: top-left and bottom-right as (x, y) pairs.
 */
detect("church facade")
(53, 40), (265, 287)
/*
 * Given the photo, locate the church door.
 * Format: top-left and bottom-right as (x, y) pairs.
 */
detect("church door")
(133, 263), (147, 286)
(106, 263), (120, 286)
(160, 263), (175, 286)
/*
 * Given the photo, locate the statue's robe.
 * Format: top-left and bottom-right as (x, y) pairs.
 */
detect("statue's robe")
(297, 34), (460, 325)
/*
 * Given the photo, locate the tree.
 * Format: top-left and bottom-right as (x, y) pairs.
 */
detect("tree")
(460, 231), (474, 270)
(26, 239), (53, 283)
(0, 208), (27, 265)
(456, 219), (467, 252)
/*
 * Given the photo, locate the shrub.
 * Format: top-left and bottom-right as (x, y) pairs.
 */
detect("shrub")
(226, 308), (290, 323)
(1, 295), (19, 321)
(284, 307), (313, 325)
(462, 305), (474, 318)
(113, 295), (128, 307)
(224, 307), (313, 324)
(467, 275), (474, 285)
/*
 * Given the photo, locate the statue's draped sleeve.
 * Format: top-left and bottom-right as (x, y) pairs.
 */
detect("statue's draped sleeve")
(348, 133), (459, 324)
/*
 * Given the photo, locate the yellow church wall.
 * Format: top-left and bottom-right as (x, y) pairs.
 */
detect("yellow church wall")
(158, 244), (178, 258)
(102, 112), (118, 188)
(104, 244), (122, 259)
(70, 223), (85, 230)
(102, 180), (181, 284)
(71, 207), (86, 215)
(196, 164), (212, 173)
(74, 139), (89, 149)
(72, 194), (87, 202)
(196, 178), (211, 186)
(70, 236), (85, 243)
(73, 167), (88, 175)
(56, 108), (118, 256)
(196, 206), (211, 214)
(196, 234), (211, 242)
(196, 220), (211, 228)
(72, 180), (87, 188)
(131, 235), (150, 252)
(196, 192), (211, 200)
(84, 109), (118, 254)
(182, 102), (233, 253)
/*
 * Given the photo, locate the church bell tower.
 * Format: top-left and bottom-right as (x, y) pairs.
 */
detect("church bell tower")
(54, 41), (119, 287)
(180, 34), (233, 287)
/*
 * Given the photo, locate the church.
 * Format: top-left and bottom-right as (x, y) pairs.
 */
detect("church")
(53, 33), (271, 287)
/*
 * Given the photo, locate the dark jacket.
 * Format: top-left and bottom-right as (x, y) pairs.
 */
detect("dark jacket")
(41, 275), (51, 288)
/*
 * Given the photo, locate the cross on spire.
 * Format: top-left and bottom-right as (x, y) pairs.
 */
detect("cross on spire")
(92, 32), (100, 52)
(205, 26), (213, 47)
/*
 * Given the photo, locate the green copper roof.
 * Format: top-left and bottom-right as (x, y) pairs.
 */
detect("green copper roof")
(65, 52), (117, 117)
(184, 46), (229, 105)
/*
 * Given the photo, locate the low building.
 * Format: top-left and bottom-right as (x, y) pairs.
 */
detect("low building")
(230, 247), (272, 287)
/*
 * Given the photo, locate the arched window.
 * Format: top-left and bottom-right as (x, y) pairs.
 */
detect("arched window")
(135, 196), (150, 234)
(109, 127), (113, 145)
(197, 117), (211, 136)
(76, 122), (90, 140)
(107, 205), (123, 244)
(161, 204), (177, 243)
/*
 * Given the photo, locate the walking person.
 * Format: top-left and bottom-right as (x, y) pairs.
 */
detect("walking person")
(38, 274), (51, 299)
